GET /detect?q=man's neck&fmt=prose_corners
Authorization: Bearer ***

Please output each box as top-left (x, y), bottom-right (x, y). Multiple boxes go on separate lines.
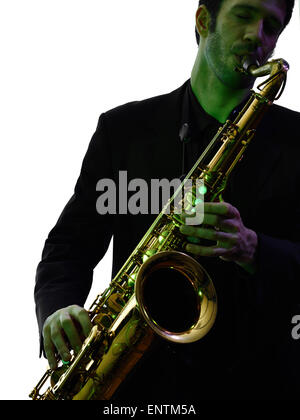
top-left (191, 52), bottom-right (251, 123)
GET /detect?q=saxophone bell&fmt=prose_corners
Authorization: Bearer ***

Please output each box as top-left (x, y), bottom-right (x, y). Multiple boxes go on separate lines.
top-left (135, 251), bottom-right (217, 344)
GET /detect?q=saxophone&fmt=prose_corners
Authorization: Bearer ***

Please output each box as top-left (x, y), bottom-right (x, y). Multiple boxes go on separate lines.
top-left (30, 58), bottom-right (289, 400)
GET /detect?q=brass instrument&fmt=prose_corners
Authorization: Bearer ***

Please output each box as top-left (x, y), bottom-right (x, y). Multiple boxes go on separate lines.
top-left (30, 58), bottom-right (289, 400)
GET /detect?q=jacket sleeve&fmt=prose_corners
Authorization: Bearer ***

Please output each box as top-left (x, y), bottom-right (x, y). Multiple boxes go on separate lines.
top-left (34, 113), bottom-right (114, 355)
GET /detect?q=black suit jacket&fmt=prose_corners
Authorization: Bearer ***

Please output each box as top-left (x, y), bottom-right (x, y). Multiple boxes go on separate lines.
top-left (34, 80), bottom-right (300, 400)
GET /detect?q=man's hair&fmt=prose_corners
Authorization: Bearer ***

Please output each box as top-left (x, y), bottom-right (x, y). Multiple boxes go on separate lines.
top-left (195, 0), bottom-right (295, 44)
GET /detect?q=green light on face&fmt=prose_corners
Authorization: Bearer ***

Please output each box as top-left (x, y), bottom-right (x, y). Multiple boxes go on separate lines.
top-left (198, 185), bottom-right (207, 195)
top-left (143, 254), bottom-right (149, 263)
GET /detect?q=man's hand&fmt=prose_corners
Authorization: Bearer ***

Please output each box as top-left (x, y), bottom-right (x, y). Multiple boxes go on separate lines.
top-left (180, 202), bottom-right (258, 274)
top-left (42, 304), bottom-right (93, 370)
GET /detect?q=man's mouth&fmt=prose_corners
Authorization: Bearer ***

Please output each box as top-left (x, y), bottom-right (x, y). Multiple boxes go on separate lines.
top-left (234, 54), bottom-right (261, 73)
top-left (234, 54), bottom-right (248, 69)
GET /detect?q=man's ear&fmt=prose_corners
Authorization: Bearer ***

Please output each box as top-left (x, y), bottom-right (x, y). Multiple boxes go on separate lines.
top-left (195, 5), bottom-right (211, 38)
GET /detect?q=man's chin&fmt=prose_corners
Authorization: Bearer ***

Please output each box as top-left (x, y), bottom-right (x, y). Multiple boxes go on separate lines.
top-left (218, 70), bottom-right (255, 90)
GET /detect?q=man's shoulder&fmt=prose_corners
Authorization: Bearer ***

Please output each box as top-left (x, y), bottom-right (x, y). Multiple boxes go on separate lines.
top-left (263, 103), bottom-right (300, 147)
top-left (271, 103), bottom-right (300, 120)
top-left (101, 81), bottom-right (189, 126)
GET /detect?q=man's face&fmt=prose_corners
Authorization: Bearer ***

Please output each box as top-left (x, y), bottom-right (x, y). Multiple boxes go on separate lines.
top-left (204, 0), bottom-right (287, 88)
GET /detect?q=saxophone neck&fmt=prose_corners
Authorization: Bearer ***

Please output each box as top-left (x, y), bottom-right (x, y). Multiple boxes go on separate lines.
top-left (236, 57), bottom-right (289, 78)
top-left (247, 58), bottom-right (289, 78)
top-left (241, 58), bottom-right (289, 103)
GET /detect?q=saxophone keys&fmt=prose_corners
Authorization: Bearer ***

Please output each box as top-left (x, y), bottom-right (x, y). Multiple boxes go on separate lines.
top-left (242, 129), bottom-right (256, 146)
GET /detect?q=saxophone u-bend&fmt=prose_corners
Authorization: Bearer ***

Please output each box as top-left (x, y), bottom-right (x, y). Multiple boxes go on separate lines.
top-left (30, 58), bottom-right (289, 400)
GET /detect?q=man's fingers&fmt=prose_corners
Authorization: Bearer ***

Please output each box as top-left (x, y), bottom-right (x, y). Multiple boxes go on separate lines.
top-left (180, 211), bottom-right (240, 234)
top-left (69, 305), bottom-right (93, 338)
top-left (59, 311), bottom-right (83, 354)
top-left (180, 225), bottom-right (236, 242)
top-left (49, 322), bottom-right (71, 363)
top-left (43, 334), bottom-right (57, 370)
top-left (185, 243), bottom-right (230, 257)
top-left (180, 202), bottom-right (256, 265)
top-left (204, 202), bottom-right (240, 218)
top-left (42, 305), bottom-right (93, 369)
top-left (186, 242), bottom-right (237, 259)
top-left (201, 213), bottom-right (240, 232)
top-left (180, 202), bottom-right (240, 221)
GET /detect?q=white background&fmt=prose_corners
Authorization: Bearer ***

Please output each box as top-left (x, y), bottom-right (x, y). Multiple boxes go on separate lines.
top-left (0, 0), bottom-right (299, 400)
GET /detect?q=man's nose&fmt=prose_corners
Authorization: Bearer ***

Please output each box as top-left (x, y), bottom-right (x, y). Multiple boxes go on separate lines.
top-left (243, 19), bottom-right (264, 48)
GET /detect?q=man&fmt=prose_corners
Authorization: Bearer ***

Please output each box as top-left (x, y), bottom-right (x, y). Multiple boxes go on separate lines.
top-left (35, 0), bottom-right (300, 400)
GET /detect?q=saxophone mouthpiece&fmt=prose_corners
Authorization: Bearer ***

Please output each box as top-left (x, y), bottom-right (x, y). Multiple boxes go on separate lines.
top-left (242, 56), bottom-right (260, 73)
top-left (235, 56), bottom-right (260, 75)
